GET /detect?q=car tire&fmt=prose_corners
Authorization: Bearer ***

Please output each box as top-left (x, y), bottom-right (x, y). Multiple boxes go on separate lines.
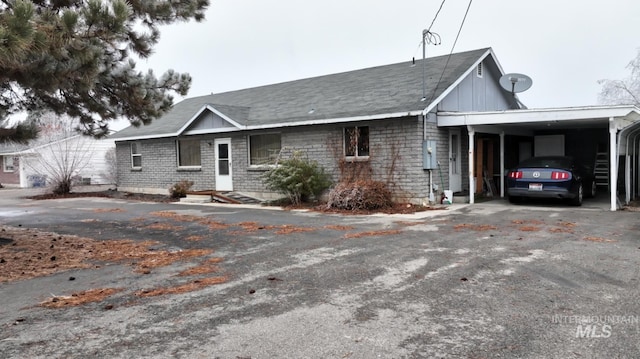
top-left (508, 195), bottom-right (521, 204)
top-left (586, 180), bottom-right (597, 198)
top-left (571, 183), bottom-right (583, 206)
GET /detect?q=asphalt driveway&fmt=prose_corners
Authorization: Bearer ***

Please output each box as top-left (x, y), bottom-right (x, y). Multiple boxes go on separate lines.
top-left (1, 188), bottom-right (639, 358)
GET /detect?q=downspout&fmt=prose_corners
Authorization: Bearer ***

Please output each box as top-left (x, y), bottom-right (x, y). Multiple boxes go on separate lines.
top-left (624, 128), bottom-right (638, 204)
top-left (610, 118), bottom-right (618, 211)
top-left (616, 118), bottom-right (640, 207)
top-left (500, 131), bottom-right (505, 198)
top-left (636, 133), bottom-right (640, 199)
top-left (467, 124), bottom-right (475, 204)
top-left (625, 126), bottom-right (640, 202)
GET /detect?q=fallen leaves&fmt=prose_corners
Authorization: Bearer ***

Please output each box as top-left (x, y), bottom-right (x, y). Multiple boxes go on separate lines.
top-left (453, 224), bottom-right (498, 231)
top-left (134, 248), bottom-right (213, 273)
top-left (92, 208), bottom-right (125, 213)
top-left (344, 229), bottom-right (402, 239)
top-left (324, 225), bottom-right (355, 231)
top-left (135, 276), bottom-right (228, 298)
top-left (176, 257), bottom-right (223, 277)
top-left (143, 223), bottom-right (184, 231)
top-left (518, 226), bottom-right (541, 232)
top-left (583, 236), bottom-right (616, 243)
top-left (0, 226), bottom-right (216, 282)
top-left (41, 288), bottom-right (123, 308)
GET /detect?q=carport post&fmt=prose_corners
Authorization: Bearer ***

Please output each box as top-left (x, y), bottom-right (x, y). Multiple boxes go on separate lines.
top-left (500, 131), bottom-right (505, 198)
top-left (610, 119), bottom-right (618, 211)
top-left (467, 125), bottom-right (475, 204)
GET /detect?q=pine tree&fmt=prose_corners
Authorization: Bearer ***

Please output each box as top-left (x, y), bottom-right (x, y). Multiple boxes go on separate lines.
top-left (0, 0), bottom-right (209, 143)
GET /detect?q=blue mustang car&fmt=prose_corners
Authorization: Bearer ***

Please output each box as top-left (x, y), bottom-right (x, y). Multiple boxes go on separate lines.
top-left (506, 156), bottom-right (597, 206)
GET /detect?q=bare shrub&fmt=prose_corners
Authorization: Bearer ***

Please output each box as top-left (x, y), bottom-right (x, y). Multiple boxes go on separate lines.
top-left (326, 180), bottom-right (392, 210)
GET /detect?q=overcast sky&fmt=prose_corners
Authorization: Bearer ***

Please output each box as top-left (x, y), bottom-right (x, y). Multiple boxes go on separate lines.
top-left (141, 0), bottom-right (640, 109)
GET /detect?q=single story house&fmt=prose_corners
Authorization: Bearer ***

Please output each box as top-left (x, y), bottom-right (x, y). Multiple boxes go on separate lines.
top-left (111, 47), bottom-right (640, 211)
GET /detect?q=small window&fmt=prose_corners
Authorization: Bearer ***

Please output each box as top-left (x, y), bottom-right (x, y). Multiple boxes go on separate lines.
top-left (249, 134), bottom-right (281, 166)
top-left (3, 156), bottom-right (15, 172)
top-left (177, 139), bottom-right (201, 167)
top-left (344, 126), bottom-right (370, 158)
top-left (476, 62), bottom-right (483, 78)
top-left (131, 142), bottom-right (142, 169)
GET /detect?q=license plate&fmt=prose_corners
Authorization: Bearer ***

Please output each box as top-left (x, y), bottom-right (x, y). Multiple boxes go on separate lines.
top-left (529, 183), bottom-right (543, 191)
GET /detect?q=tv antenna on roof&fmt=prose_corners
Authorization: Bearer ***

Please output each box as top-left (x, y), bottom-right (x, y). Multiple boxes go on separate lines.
top-left (421, 29), bottom-right (441, 101)
top-left (499, 73), bottom-right (533, 94)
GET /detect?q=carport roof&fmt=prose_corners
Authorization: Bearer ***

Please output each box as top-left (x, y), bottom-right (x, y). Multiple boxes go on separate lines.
top-left (437, 105), bottom-right (640, 134)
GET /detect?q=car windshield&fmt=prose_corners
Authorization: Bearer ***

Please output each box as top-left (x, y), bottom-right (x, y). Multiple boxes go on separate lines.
top-left (518, 156), bottom-right (573, 169)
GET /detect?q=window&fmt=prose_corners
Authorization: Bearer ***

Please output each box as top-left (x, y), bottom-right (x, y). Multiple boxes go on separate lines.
top-left (344, 126), bottom-right (369, 158)
top-left (249, 134), bottom-right (281, 166)
top-left (3, 156), bottom-right (15, 172)
top-left (177, 139), bottom-right (201, 167)
top-left (131, 142), bottom-right (142, 168)
top-left (476, 62), bottom-right (483, 78)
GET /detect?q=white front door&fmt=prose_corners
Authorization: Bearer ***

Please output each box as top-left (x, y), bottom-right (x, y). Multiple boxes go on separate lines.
top-left (214, 138), bottom-right (233, 191)
top-left (449, 129), bottom-right (462, 192)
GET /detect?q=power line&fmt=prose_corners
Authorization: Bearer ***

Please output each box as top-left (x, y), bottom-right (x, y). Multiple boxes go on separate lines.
top-left (428, 0), bottom-right (474, 105)
top-left (427, 0), bottom-right (447, 32)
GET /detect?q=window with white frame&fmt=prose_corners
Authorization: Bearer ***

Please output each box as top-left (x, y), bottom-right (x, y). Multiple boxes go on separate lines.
top-left (344, 126), bottom-right (370, 158)
top-left (3, 156), bottom-right (15, 172)
top-left (131, 142), bottom-right (142, 168)
top-left (177, 139), bottom-right (201, 167)
top-left (249, 133), bottom-right (281, 166)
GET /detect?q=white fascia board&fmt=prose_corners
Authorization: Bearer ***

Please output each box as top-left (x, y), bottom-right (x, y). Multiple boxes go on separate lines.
top-left (182, 127), bottom-right (240, 136)
top-left (438, 105), bottom-right (640, 127)
top-left (244, 111), bottom-right (424, 130)
top-left (422, 48), bottom-right (495, 115)
top-left (112, 133), bottom-right (177, 142)
top-left (112, 110), bottom-right (422, 141)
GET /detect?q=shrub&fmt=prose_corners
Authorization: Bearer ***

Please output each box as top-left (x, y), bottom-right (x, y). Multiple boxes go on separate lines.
top-left (169, 180), bottom-right (194, 198)
top-left (262, 152), bottom-right (332, 205)
top-left (326, 180), bottom-right (392, 211)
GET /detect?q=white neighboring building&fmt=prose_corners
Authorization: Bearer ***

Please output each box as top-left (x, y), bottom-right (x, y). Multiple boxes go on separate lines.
top-left (0, 134), bottom-right (116, 188)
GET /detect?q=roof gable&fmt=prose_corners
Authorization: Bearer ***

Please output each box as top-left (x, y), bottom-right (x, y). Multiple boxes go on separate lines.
top-left (111, 48), bottom-right (498, 141)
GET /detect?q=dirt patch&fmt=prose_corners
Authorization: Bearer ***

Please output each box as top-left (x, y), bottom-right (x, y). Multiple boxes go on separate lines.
top-left (177, 258), bottom-right (223, 277)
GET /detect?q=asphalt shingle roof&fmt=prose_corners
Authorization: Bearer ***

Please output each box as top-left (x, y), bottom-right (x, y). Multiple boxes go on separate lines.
top-left (111, 48), bottom-right (491, 139)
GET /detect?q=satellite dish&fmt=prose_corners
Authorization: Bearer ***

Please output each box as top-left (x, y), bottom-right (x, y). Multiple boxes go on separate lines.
top-left (499, 73), bottom-right (533, 94)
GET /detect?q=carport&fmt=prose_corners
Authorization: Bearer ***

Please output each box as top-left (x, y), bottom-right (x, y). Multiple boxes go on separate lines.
top-left (438, 105), bottom-right (640, 211)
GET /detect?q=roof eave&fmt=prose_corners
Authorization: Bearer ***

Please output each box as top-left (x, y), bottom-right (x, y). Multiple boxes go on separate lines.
top-left (112, 110), bottom-right (424, 141)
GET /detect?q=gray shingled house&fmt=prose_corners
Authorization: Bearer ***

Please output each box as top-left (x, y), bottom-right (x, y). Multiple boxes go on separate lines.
top-left (110, 48), bottom-right (521, 203)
